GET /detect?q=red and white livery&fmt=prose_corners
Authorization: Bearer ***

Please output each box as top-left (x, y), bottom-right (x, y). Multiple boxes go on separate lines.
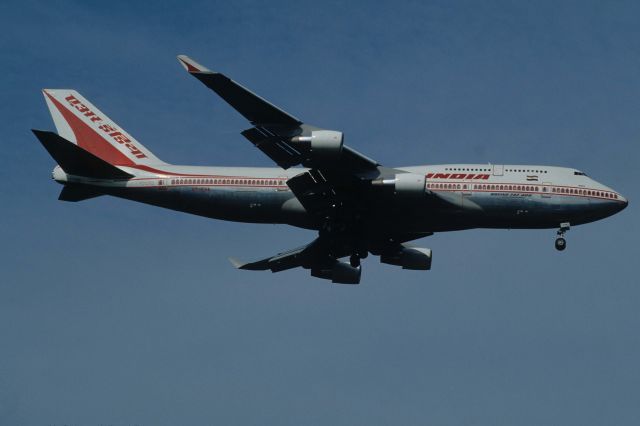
top-left (33, 55), bottom-right (628, 284)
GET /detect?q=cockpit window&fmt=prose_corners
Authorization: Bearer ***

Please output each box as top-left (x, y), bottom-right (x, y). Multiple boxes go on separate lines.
top-left (574, 171), bottom-right (587, 176)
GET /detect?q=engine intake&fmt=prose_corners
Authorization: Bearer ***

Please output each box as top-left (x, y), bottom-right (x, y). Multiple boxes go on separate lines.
top-left (311, 260), bottom-right (361, 284)
top-left (380, 246), bottom-right (432, 270)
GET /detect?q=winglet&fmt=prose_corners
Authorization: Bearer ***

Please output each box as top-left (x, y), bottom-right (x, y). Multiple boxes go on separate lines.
top-left (177, 55), bottom-right (211, 73)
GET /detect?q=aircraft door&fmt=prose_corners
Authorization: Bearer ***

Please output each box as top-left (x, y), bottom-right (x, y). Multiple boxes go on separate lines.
top-left (492, 165), bottom-right (504, 176)
top-left (277, 175), bottom-right (288, 192)
top-left (461, 181), bottom-right (473, 209)
top-left (157, 177), bottom-right (171, 192)
top-left (461, 181), bottom-right (472, 197)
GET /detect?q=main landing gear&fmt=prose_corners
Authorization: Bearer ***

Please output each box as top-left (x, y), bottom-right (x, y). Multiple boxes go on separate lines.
top-left (350, 250), bottom-right (368, 267)
top-left (555, 222), bottom-right (570, 251)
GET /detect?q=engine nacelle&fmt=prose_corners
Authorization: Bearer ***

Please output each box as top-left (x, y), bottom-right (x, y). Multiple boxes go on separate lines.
top-left (371, 173), bottom-right (426, 196)
top-left (394, 173), bottom-right (426, 196)
top-left (380, 246), bottom-right (432, 270)
top-left (311, 261), bottom-right (361, 284)
top-left (291, 130), bottom-right (343, 161)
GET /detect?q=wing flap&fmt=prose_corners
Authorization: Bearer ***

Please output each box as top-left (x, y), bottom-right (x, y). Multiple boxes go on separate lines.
top-left (240, 127), bottom-right (301, 169)
top-left (286, 170), bottom-right (336, 215)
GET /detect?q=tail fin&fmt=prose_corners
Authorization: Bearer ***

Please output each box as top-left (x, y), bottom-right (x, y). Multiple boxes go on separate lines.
top-left (32, 130), bottom-right (133, 179)
top-left (42, 89), bottom-right (164, 167)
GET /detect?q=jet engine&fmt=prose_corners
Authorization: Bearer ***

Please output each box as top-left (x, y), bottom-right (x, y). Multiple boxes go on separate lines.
top-left (371, 173), bottom-right (426, 196)
top-left (311, 260), bottom-right (361, 284)
top-left (291, 130), bottom-right (344, 161)
top-left (380, 246), bottom-right (432, 270)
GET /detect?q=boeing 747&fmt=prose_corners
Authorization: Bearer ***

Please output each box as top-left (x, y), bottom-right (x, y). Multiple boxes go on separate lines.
top-left (32, 55), bottom-right (628, 284)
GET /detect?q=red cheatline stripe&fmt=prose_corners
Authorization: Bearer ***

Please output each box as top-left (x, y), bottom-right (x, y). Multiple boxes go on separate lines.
top-left (128, 164), bottom-right (266, 177)
top-left (428, 186), bottom-right (619, 201)
top-left (45, 92), bottom-right (135, 166)
top-left (128, 164), bottom-right (291, 180)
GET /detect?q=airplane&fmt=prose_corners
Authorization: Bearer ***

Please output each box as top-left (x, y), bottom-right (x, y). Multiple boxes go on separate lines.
top-left (32, 55), bottom-right (628, 284)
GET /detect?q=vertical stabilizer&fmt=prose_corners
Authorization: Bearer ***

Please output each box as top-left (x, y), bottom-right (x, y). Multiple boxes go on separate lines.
top-left (42, 89), bottom-right (165, 166)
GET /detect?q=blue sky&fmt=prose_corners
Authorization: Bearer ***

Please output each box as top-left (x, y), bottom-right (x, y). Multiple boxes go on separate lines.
top-left (1, 1), bottom-right (639, 424)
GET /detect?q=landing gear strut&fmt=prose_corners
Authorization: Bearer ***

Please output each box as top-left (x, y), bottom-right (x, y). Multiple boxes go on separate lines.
top-left (350, 250), bottom-right (368, 268)
top-left (555, 222), bottom-right (570, 251)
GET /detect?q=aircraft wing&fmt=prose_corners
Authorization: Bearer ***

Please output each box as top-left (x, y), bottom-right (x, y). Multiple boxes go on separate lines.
top-left (229, 231), bottom-right (433, 284)
top-left (177, 55), bottom-right (379, 172)
top-left (178, 55), bottom-right (445, 283)
top-left (230, 237), bottom-right (333, 272)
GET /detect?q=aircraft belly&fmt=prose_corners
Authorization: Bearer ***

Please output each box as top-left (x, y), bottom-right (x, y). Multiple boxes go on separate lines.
top-left (468, 192), bottom-right (592, 228)
top-left (107, 186), bottom-right (299, 224)
top-left (376, 191), bottom-right (596, 232)
top-left (184, 188), bottom-right (294, 223)
top-left (105, 185), bottom-right (604, 232)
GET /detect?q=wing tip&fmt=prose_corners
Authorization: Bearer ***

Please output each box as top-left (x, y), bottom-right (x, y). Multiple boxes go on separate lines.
top-left (228, 257), bottom-right (246, 269)
top-left (228, 256), bottom-right (272, 271)
top-left (177, 55), bottom-right (211, 73)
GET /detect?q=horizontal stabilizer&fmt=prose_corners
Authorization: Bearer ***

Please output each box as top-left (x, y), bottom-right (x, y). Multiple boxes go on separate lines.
top-left (32, 130), bottom-right (133, 179)
top-left (58, 185), bottom-right (104, 202)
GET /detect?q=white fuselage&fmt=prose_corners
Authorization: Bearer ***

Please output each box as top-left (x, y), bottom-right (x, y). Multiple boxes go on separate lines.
top-left (52, 163), bottom-right (628, 233)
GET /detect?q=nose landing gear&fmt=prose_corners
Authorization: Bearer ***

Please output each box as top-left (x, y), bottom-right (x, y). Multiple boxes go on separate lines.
top-left (555, 222), bottom-right (570, 251)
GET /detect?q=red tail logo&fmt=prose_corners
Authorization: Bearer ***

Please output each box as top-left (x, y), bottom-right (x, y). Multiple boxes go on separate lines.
top-left (65, 95), bottom-right (147, 159)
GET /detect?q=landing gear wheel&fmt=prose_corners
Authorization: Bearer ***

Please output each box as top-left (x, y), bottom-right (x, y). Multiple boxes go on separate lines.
top-left (554, 222), bottom-right (570, 251)
top-left (350, 254), bottom-right (361, 268)
top-left (555, 237), bottom-right (566, 251)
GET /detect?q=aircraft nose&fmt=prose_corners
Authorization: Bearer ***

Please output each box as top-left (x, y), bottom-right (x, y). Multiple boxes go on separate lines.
top-left (590, 189), bottom-right (628, 219)
top-left (617, 193), bottom-right (628, 211)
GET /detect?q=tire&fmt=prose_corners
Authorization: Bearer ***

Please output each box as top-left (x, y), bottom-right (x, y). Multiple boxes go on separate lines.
top-left (555, 237), bottom-right (566, 251)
